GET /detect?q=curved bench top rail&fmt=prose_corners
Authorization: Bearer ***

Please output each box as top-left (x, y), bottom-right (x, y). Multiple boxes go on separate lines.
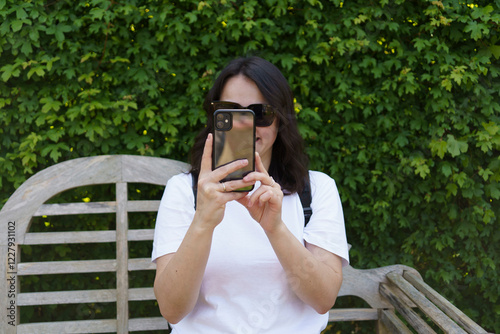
top-left (340, 264), bottom-right (422, 309)
top-left (0, 155), bottom-right (189, 243)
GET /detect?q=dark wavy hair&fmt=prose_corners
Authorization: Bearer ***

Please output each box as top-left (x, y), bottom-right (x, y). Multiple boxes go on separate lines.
top-left (190, 56), bottom-right (309, 194)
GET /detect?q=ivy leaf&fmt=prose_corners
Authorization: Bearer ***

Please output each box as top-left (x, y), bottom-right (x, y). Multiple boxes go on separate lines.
top-left (450, 65), bottom-right (467, 84)
top-left (89, 7), bottom-right (106, 20)
top-left (27, 66), bottom-right (45, 79)
top-left (440, 163), bottom-right (453, 177)
top-left (394, 133), bottom-right (409, 147)
top-left (415, 163), bottom-right (430, 179)
top-left (441, 78), bottom-right (452, 91)
top-left (485, 182), bottom-right (500, 200)
top-left (54, 25), bottom-right (72, 42)
top-left (310, 53), bottom-right (327, 65)
top-left (201, 33), bottom-right (215, 46)
top-left (40, 97), bottom-right (62, 113)
top-left (16, 7), bottom-right (28, 19)
top-left (482, 122), bottom-right (499, 136)
top-left (1, 64), bottom-right (21, 82)
top-left (45, 57), bottom-right (61, 71)
top-left (430, 139), bottom-right (447, 158)
top-left (446, 135), bottom-right (468, 157)
top-left (454, 172), bottom-right (468, 188)
top-left (185, 12), bottom-right (197, 24)
top-left (478, 167), bottom-right (493, 181)
top-left (471, 5), bottom-right (494, 20)
top-left (490, 45), bottom-right (500, 59)
top-left (280, 54), bottom-right (294, 70)
top-left (11, 19), bottom-right (24, 32)
top-left (0, 20), bottom-right (9, 35)
top-left (21, 42), bottom-right (33, 56)
top-left (464, 21), bottom-right (488, 41)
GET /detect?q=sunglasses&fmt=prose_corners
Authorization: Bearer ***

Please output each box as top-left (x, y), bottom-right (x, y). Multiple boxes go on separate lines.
top-left (211, 101), bottom-right (277, 127)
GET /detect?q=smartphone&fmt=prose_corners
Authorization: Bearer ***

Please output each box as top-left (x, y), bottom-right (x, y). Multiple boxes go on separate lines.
top-left (212, 109), bottom-right (255, 192)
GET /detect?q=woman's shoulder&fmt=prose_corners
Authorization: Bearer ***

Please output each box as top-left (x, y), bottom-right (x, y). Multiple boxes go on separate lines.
top-left (308, 170), bottom-right (339, 193)
top-left (168, 171), bottom-right (193, 183)
top-left (165, 172), bottom-right (194, 191)
top-left (160, 172), bottom-right (195, 208)
top-left (308, 170), bottom-right (336, 183)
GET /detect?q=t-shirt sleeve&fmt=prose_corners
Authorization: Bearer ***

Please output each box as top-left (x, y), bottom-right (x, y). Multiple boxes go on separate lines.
top-left (303, 171), bottom-right (350, 266)
top-left (151, 173), bottom-right (195, 263)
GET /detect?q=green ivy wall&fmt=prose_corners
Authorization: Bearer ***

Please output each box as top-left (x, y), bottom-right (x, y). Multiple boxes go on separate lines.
top-left (1, 0), bottom-right (499, 331)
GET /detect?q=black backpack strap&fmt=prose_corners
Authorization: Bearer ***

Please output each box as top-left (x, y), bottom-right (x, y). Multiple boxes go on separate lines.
top-left (192, 173), bottom-right (198, 209)
top-left (299, 177), bottom-right (312, 227)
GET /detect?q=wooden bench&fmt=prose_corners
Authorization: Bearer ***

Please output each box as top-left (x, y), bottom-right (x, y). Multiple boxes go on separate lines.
top-left (0, 155), bottom-right (490, 333)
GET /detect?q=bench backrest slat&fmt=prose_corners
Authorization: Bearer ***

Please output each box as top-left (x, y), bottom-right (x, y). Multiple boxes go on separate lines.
top-left (387, 272), bottom-right (468, 334)
top-left (403, 271), bottom-right (489, 334)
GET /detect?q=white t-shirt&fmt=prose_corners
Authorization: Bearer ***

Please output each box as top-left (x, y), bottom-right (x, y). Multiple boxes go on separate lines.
top-left (152, 171), bottom-right (349, 334)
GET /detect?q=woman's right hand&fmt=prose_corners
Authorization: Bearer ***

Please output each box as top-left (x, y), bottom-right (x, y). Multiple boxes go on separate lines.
top-left (194, 133), bottom-right (255, 229)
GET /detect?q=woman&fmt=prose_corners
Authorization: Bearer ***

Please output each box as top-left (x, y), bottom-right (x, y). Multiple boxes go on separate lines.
top-left (152, 56), bottom-right (349, 333)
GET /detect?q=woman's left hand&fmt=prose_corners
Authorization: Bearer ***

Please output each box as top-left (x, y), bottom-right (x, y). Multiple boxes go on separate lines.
top-left (237, 152), bottom-right (284, 232)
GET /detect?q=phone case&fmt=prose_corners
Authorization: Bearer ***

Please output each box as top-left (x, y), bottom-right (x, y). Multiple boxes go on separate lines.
top-left (212, 109), bottom-right (255, 191)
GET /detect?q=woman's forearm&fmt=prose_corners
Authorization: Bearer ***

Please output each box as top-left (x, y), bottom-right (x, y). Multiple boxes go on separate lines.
top-left (265, 222), bottom-right (343, 314)
top-left (154, 218), bottom-right (215, 324)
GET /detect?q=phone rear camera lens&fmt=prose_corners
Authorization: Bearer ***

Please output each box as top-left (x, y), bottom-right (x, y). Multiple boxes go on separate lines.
top-left (217, 121), bottom-right (224, 129)
top-left (217, 113), bottom-right (225, 121)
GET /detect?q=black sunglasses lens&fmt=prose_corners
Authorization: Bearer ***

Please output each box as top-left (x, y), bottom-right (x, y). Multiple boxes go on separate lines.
top-left (250, 104), bottom-right (275, 127)
top-left (212, 102), bottom-right (238, 111)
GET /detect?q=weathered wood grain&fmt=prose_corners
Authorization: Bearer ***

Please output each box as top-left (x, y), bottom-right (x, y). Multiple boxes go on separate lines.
top-left (328, 308), bottom-right (379, 322)
top-left (339, 264), bottom-right (421, 308)
top-left (128, 228), bottom-right (155, 241)
top-left (34, 202), bottom-right (117, 216)
top-left (23, 229), bottom-right (155, 245)
top-left (403, 271), bottom-right (489, 334)
top-left (128, 257), bottom-right (156, 271)
top-left (387, 271), bottom-right (467, 334)
top-left (17, 319), bottom-right (117, 334)
top-left (18, 289), bottom-right (117, 306)
top-left (127, 200), bottom-right (161, 212)
top-left (379, 309), bottom-right (413, 334)
top-left (128, 317), bottom-right (170, 331)
top-left (17, 258), bottom-right (156, 276)
top-left (33, 200), bottom-right (161, 217)
top-left (121, 155), bottom-right (189, 185)
top-left (17, 259), bottom-right (117, 275)
top-left (116, 182), bottom-right (129, 334)
top-left (24, 230), bottom-right (116, 245)
top-left (17, 317), bottom-right (170, 334)
top-left (380, 283), bottom-right (436, 333)
top-left (128, 287), bottom-right (156, 301)
top-left (18, 287), bottom-right (156, 306)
